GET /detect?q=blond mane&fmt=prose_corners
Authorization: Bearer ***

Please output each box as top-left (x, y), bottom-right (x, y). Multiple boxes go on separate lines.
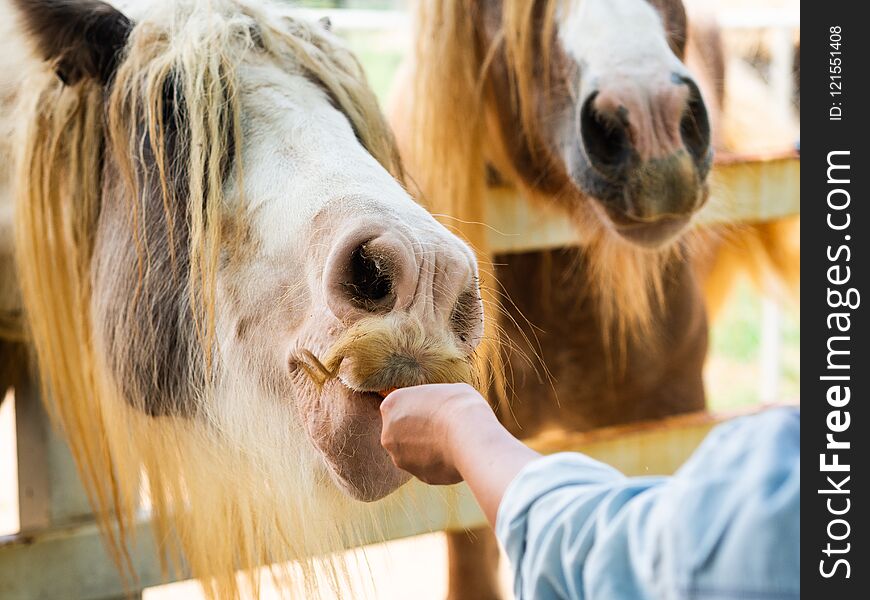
top-left (13, 1), bottom-right (409, 597)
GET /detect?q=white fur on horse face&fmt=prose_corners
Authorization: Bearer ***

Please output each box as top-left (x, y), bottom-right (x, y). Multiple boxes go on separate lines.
top-left (233, 61), bottom-right (446, 259)
top-left (557, 0), bottom-right (697, 162)
top-left (557, 0), bottom-right (687, 84)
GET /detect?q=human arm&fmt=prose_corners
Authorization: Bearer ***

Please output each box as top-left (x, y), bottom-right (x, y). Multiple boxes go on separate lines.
top-left (381, 385), bottom-right (800, 600)
top-left (379, 382), bottom-right (539, 525)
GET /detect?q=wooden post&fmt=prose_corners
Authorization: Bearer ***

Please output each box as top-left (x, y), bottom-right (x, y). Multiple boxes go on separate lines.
top-left (14, 377), bottom-right (92, 531)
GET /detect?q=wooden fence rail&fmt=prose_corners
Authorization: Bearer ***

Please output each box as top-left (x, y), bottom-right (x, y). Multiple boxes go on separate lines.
top-left (0, 390), bottom-right (790, 599)
top-left (486, 152), bottom-right (799, 254)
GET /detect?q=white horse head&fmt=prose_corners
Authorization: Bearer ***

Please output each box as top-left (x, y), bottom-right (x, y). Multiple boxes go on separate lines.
top-left (11, 0), bottom-right (481, 593)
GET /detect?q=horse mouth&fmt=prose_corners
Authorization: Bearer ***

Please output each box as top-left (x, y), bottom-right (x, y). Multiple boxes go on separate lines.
top-left (296, 316), bottom-right (475, 397)
top-left (590, 200), bottom-right (695, 249)
top-left (610, 213), bottom-right (692, 248)
top-left (337, 374), bottom-right (391, 404)
top-left (293, 316), bottom-right (475, 501)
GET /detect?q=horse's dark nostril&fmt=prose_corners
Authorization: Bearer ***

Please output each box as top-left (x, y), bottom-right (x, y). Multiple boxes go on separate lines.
top-left (679, 79), bottom-right (711, 165)
top-left (580, 92), bottom-right (632, 172)
top-left (450, 286), bottom-right (483, 347)
top-left (346, 242), bottom-right (393, 309)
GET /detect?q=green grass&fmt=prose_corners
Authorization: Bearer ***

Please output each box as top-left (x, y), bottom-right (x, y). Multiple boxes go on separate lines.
top-left (706, 281), bottom-right (800, 410)
top-left (341, 31), bottom-right (405, 105)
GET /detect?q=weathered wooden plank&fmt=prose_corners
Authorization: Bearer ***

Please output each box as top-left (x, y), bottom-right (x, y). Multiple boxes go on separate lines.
top-left (14, 382), bottom-right (93, 531)
top-left (486, 153), bottom-right (800, 254)
top-left (0, 485), bottom-right (481, 599)
top-left (701, 152), bottom-right (800, 225)
top-left (0, 513), bottom-right (161, 600)
top-left (527, 402), bottom-right (796, 476)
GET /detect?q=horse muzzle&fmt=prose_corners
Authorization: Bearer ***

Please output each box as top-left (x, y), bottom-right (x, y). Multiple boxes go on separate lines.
top-left (568, 72), bottom-right (713, 247)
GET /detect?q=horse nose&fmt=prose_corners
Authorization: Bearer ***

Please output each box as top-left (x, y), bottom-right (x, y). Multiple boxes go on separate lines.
top-left (579, 74), bottom-right (711, 217)
top-left (324, 228), bottom-right (415, 318)
top-left (581, 74), bottom-right (711, 168)
top-left (323, 225), bottom-right (483, 349)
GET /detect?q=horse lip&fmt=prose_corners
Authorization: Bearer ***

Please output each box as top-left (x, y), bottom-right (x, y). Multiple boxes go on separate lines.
top-left (334, 377), bottom-right (385, 407)
top-left (338, 373), bottom-right (372, 392)
top-left (336, 352), bottom-right (426, 393)
top-left (613, 213), bottom-right (688, 229)
top-left (338, 372), bottom-right (402, 395)
top-left (612, 214), bottom-right (691, 248)
top-left (605, 182), bottom-right (708, 244)
top-left (338, 368), bottom-right (419, 399)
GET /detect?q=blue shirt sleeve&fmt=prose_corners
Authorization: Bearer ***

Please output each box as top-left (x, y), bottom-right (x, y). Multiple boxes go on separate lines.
top-left (495, 408), bottom-right (800, 600)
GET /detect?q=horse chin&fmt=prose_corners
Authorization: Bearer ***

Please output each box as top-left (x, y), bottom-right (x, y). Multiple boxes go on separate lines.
top-left (303, 378), bottom-right (410, 503)
top-left (586, 198), bottom-right (693, 250)
top-left (567, 151), bottom-right (708, 251)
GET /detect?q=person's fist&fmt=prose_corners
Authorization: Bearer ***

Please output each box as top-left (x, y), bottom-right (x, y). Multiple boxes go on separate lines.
top-left (380, 383), bottom-right (495, 485)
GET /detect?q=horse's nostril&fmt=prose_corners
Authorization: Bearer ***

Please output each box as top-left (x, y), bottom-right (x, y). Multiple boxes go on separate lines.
top-left (450, 286), bottom-right (483, 348)
top-left (679, 81), bottom-right (711, 165)
top-left (346, 242), bottom-right (393, 309)
top-left (580, 92), bottom-right (632, 172)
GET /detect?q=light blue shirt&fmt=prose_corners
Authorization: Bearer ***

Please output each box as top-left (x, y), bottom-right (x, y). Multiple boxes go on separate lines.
top-left (495, 408), bottom-right (800, 600)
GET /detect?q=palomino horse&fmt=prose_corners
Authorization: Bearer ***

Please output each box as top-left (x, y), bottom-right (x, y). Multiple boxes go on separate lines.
top-left (6, 0), bottom-right (483, 596)
top-left (390, 0), bottom-right (726, 597)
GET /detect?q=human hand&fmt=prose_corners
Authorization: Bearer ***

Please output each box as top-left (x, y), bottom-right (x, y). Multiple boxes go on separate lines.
top-left (379, 383), bottom-right (499, 485)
